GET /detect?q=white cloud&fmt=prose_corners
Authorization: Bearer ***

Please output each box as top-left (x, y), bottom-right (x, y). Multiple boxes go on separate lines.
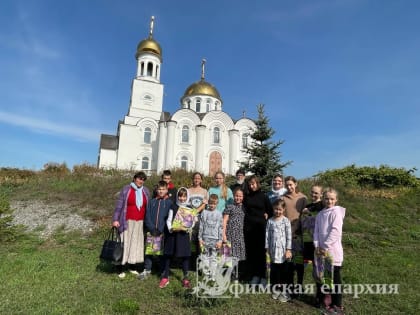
top-left (0, 111), bottom-right (106, 142)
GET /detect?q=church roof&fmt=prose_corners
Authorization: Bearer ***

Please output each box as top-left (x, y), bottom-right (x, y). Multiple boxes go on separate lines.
top-left (100, 134), bottom-right (118, 150)
top-left (135, 38), bottom-right (162, 60)
top-left (182, 79), bottom-right (221, 100)
top-left (135, 16), bottom-right (162, 60)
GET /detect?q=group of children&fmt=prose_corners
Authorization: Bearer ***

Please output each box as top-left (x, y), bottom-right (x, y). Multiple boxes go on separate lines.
top-left (112, 171), bottom-right (345, 315)
top-left (265, 184), bottom-right (345, 315)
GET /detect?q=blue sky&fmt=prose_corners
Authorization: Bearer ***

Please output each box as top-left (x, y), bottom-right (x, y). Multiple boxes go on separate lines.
top-left (0, 0), bottom-right (419, 179)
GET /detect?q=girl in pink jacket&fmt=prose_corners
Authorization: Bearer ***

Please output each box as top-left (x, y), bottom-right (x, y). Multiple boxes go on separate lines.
top-left (313, 188), bottom-right (345, 315)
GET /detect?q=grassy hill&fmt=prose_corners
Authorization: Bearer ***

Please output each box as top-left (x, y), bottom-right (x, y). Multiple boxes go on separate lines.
top-left (0, 166), bottom-right (419, 314)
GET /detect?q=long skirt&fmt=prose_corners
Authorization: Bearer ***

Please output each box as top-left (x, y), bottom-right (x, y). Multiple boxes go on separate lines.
top-left (121, 220), bottom-right (144, 265)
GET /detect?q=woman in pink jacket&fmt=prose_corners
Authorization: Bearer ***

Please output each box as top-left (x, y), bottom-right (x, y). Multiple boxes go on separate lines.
top-left (313, 188), bottom-right (345, 315)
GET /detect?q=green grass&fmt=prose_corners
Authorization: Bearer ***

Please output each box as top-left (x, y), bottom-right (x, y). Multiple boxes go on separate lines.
top-left (1, 170), bottom-right (419, 314)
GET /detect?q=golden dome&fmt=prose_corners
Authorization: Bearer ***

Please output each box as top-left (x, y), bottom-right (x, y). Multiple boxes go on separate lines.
top-left (135, 37), bottom-right (162, 60)
top-left (183, 79), bottom-right (221, 100)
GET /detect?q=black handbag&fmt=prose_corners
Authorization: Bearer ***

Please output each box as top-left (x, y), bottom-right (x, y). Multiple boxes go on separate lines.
top-left (100, 227), bottom-right (123, 264)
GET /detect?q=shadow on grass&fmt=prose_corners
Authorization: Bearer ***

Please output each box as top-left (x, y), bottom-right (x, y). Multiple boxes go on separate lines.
top-left (96, 260), bottom-right (120, 274)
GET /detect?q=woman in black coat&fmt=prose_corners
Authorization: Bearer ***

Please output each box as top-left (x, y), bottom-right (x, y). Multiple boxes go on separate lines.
top-left (243, 175), bottom-right (273, 284)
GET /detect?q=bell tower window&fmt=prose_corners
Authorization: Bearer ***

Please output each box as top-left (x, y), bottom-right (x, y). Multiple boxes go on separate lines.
top-left (144, 127), bottom-right (151, 144)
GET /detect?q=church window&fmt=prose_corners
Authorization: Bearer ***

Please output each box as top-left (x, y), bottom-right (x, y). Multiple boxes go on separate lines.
top-left (196, 99), bottom-right (201, 112)
top-left (206, 99), bottom-right (211, 112)
top-left (155, 65), bottom-right (159, 78)
top-left (140, 62), bottom-right (145, 76)
top-left (147, 62), bottom-right (153, 76)
top-left (181, 156), bottom-right (188, 170)
top-left (213, 127), bottom-right (220, 144)
top-left (182, 126), bottom-right (189, 143)
top-left (144, 127), bottom-right (151, 144)
top-left (142, 157), bottom-right (149, 170)
top-left (187, 99), bottom-right (191, 109)
top-left (242, 133), bottom-right (249, 149)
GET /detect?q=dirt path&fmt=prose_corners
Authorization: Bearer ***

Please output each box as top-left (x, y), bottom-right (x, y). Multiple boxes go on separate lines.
top-left (11, 200), bottom-right (96, 238)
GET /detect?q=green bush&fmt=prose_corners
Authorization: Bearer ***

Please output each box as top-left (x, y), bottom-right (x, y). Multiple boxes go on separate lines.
top-left (0, 189), bottom-right (25, 242)
top-left (0, 167), bottom-right (36, 186)
top-left (315, 164), bottom-right (419, 188)
top-left (42, 162), bottom-right (70, 176)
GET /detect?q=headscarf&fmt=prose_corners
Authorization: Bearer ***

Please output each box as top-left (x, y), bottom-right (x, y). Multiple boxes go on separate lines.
top-left (176, 187), bottom-right (190, 207)
top-left (130, 182), bottom-right (144, 209)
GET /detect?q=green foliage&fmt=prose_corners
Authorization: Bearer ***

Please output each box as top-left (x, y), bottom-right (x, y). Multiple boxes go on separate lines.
top-left (0, 189), bottom-right (25, 242)
top-left (239, 104), bottom-right (291, 190)
top-left (112, 298), bottom-right (140, 314)
top-left (42, 162), bottom-right (71, 176)
top-left (72, 163), bottom-right (101, 176)
top-left (315, 164), bottom-right (419, 188)
top-left (0, 167), bottom-right (36, 186)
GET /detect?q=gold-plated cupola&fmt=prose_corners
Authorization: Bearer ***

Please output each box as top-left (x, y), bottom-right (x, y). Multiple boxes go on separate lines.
top-left (135, 16), bottom-right (162, 60)
top-left (182, 59), bottom-right (221, 100)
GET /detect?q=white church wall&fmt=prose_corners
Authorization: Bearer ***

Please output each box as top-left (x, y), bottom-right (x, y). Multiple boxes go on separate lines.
top-left (98, 149), bottom-right (117, 168)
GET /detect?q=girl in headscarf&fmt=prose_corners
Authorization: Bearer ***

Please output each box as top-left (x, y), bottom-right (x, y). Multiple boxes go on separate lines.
top-left (160, 187), bottom-right (205, 289)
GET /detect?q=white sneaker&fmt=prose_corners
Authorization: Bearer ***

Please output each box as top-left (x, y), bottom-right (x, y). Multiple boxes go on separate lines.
top-left (118, 272), bottom-right (126, 278)
top-left (272, 292), bottom-right (280, 300)
top-left (138, 270), bottom-right (151, 280)
top-left (278, 293), bottom-right (291, 303)
top-left (129, 270), bottom-right (140, 275)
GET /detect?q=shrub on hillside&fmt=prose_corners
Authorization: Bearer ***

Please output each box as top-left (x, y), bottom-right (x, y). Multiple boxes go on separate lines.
top-left (315, 164), bottom-right (419, 188)
top-left (0, 167), bottom-right (36, 186)
top-left (0, 190), bottom-right (25, 242)
top-left (42, 162), bottom-right (70, 176)
top-left (72, 163), bottom-right (100, 176)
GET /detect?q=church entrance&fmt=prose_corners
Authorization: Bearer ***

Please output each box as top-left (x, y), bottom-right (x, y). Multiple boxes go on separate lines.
top-left (209, 151), bottom-right (222, 177)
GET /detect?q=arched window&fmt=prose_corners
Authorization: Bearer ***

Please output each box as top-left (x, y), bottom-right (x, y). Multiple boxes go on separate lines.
top-left (187, 100), bottom-right (191, 109)
top-left (140, 62), bottom-right (145, 76)
top-left (206, 99), bottom-right (211, 112)
top-left (141, 157), bottom-right (149, 170)
top-left (147, 62), bottom-right (153, 76)
top-left (213, 127), bottom-right (220, 144)
top-left (242, 133), bottom-right (249, 149)
top-left (196, 99), bottom-right (201, 112)
top-left (181, 156), bottom-right (188, 170)
top-left (144, 127), bottom-right (151, 144)
top-left (182, 126), bottom-right (189, 143)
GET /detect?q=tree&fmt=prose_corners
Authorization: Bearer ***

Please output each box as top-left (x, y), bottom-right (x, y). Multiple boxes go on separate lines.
top-left (239, 104), bottom-right (291, 191)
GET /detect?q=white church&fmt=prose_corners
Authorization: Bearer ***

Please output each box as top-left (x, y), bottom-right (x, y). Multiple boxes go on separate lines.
top-left (98, 17), bottom-right (256, 176)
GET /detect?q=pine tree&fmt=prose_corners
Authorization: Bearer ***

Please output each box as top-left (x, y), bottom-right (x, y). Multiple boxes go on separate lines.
top-left (240, 104), bottom-right (291, 191)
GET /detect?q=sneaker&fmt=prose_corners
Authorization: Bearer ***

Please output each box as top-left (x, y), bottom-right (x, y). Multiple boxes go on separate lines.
top-left (271, 292), bottom-right (280, 300)
top-left (159, 278), bottom-right (169, 288)
top-left (278, 293), bottom-right (291, 303)
top-left (333, 305), bottom-right (345, 315)
top-left (138, 270), bottom-right (151, 280)
top-left (250, 276), bottom-right (260, 285)
top-left (182, 279), bottom-right (191, 289)
top-left (118, 272), bottom-right (126, 279)
top-left (129, 270), bottom-right (140, 276)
